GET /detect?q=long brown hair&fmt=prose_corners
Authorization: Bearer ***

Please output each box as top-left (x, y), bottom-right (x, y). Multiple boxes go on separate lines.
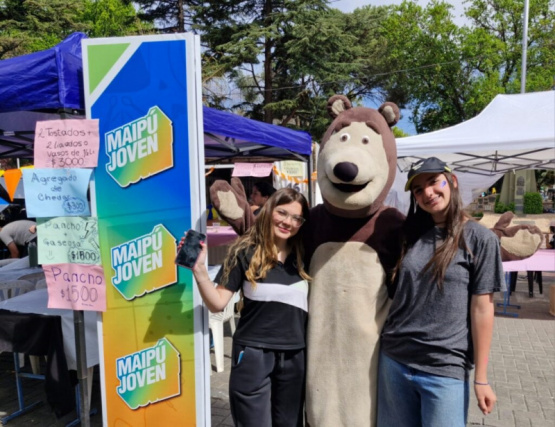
top-left (219, 188), bottom-right (311, 289)
top-left (396, 172), bottom-right (471, 289)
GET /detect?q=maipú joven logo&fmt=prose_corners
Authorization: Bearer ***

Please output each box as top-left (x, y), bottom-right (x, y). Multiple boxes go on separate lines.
top-left (105, 106), bottom-right (173, 187)
top-left (110, 225), bottom-right (177, 300)
top-left (116, 338), bottom-right (181, 410)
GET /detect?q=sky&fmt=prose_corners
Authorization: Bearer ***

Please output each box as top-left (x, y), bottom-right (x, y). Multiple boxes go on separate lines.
top-left (329, 1), bottom-right (470, 134)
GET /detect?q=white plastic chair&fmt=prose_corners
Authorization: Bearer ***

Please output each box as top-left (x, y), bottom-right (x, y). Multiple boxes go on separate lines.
top-left (35, 278), bottom-right (47, 290)
top-left (18, 272), bottom-right (46, 288)
top-left (0, 279), bottom-right (36, 301)
top-left (208, 296), bottom-right (237, 373)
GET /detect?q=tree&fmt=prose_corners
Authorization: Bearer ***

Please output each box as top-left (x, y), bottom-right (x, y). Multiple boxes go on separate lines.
top-left (0, 0), bottom-right (147, 59)
top-left (0, 0), bottom-right (89, 59)
top-left (379, 0), bottom-right (483, 132)
top-left (197, 2), bottom-right (392, 139)
top-left (133, 0), bottom-right (196, 33)
top-left (129, 1), bottom-right (393, 138)
top-left (463, 0), bottom-right (554, 94)
top-left (82, 0), bottom-right (151, 37)
top-left (196, 0), bottom-right (332, 125)
top-left (378, 0), bottom-right (554, 133)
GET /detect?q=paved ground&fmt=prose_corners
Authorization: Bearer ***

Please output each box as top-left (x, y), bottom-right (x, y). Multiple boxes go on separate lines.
top-left (1, 273), bottom-right (554, 426)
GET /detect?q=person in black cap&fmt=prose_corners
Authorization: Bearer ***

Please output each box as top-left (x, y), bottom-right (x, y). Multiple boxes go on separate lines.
top-left (377, 157), bottom-right (504, 426)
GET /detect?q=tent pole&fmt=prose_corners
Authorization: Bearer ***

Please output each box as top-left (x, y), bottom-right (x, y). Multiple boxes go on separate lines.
top-left (306, 153), bottom-right (312, 207)
top-left (520, 0), bottom-right (530, 94)
top-left (73, 310), bottom-right (90, 427)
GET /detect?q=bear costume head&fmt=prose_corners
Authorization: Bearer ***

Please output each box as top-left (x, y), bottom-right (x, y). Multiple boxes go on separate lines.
top-left (318, 95), bottom-right (400, 218)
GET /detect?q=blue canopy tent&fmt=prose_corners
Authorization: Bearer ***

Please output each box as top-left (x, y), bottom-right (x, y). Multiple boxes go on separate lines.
top-left (203, 106), bottom-right (311, 162)
top-left (0, 32), bottom-right (312, 162)
top-left (0, 33), bottom-right (84, 113)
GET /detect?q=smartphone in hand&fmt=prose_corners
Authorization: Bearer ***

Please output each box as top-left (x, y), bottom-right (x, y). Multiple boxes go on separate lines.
top-left (175, 229), bottom-right (206, 269)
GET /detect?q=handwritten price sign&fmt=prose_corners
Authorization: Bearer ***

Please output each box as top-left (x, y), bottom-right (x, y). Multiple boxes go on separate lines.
top-left (22, 168), bottom-right (92, 218)
top-left (44, 263), bottom-right (106, 311)
top-left (232, 162), bottom-right (273, 177)
top-left (37, 217), bottom-right (100, 266)
top-left (34, 119), bottom-right (100, 168)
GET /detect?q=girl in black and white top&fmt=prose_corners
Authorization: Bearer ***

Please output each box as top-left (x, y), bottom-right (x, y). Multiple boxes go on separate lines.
top-left (191, 188), bottom-right (310, 427)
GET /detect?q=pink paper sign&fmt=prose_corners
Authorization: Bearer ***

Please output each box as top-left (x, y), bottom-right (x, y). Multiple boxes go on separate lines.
top-left (231, 162), bottom-right (273, 177)
top-left (34, 119), bottom-right (100, 168)
top-left (44, 263), bottom-right (106, 311)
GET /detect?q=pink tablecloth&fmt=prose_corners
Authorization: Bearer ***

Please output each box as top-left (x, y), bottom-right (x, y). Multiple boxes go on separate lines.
top-left (207, 226), bottom-right (238, 247)
top-left (502, 249), bottom-right (555, 272)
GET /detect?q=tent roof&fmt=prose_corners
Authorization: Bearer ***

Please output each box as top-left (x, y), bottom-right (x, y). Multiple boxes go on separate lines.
top-left (0, 32), bottom-right (85, 113)
top-left (396, 91), bottom-right (555, 175)
top-left (0, 110), bottom-right (78, 158)
top-left (203, 106), bottom-right (312, 162)
top-left (0, 33), bottom-right (312, 161)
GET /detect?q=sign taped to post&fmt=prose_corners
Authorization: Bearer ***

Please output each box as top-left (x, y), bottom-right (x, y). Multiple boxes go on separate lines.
top-left (44, 263), bottom-right (106, 311)
top-left (37, 216), bottom-right (100, 265)
top-left (34, 119), bottom-right (100, 168)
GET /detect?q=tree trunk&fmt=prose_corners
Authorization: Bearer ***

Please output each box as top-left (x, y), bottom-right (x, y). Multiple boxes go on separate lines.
top-left (263, 0), bottom-right (273, 123)
top-left (178, 0), bottom-right (184, 32)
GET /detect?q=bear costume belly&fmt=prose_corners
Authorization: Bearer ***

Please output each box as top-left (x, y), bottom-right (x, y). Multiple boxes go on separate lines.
top-left (306, 241), bottom-right (390, 427)
top-left (302, 204), bottom-right (403, 427)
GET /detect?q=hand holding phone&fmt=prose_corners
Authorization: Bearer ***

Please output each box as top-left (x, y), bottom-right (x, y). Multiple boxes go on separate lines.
top-left (175, 229), bottom-right (206, 269)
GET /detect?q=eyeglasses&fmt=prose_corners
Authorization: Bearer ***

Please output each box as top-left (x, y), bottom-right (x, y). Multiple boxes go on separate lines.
top-left (273, 208), bottom-right (306, 227)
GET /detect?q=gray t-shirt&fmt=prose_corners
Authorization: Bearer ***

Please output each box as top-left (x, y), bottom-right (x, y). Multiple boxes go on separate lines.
top-left (380, 220), bottom-right (505, 381)
top-left (0, 220), bottom-right (36, 247)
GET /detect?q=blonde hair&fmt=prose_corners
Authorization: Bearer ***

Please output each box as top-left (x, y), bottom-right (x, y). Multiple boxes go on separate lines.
top-left (219, 188), bottom-right (310, 290)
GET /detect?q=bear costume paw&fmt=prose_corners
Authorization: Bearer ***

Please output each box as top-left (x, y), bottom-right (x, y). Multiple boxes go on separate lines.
top-left (209, 177), bottom-right (255, 235)
top-left (490, 212), bottom-right (543, 261)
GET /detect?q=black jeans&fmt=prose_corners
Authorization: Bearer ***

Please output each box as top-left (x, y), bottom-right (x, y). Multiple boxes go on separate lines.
top-left (229, 342), bottom-right (305, 427)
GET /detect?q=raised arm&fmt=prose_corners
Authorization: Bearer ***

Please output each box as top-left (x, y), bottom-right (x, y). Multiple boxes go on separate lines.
top-left (191, 242), bottom-right (235, 312)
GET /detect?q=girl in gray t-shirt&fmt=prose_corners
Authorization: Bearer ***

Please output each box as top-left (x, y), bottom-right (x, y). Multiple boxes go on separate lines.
top-left (377, 157), bottom-right (504, 427)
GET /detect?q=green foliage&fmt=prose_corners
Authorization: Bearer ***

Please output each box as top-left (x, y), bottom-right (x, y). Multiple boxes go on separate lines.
top-left (378, 0), bottom-right (555, 133)
top-left (494, 195), bottom-right (516, 213)
top-left (523, 192), bottom-right (544, 214)
top-left (0, 0), bottom-right (89, 58)
top-left (393, 127), bottom-right (411, 138)
top-left (0, 0), bottom-right (147, 58)
top-left (83, 0), bottom-right (151, 37)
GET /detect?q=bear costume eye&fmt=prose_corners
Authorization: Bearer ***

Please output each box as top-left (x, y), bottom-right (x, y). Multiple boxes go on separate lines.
top-left (362, 136), bottom-right (370, 144)
top-left (339, 133), bottom-right (350, 142)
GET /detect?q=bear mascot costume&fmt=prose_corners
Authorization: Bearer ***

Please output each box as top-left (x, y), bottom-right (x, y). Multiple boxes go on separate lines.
top-left (209, 95), bottom-right (542, 426)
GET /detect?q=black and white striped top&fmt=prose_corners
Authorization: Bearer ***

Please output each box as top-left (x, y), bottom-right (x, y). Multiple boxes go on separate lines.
top-left (215, 248), bottom-right (308, 350)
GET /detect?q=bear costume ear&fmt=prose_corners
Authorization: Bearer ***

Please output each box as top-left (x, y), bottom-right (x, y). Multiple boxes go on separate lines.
top-left (327, 95), bottom-right (352, 118)
top-left (378, 102), bottom-right (400, 127)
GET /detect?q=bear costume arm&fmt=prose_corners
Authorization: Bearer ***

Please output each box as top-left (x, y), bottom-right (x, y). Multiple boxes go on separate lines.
top-left (490, 212), bottom-right (543, 261)
top-left (209, 177), bottom-right (255, 235)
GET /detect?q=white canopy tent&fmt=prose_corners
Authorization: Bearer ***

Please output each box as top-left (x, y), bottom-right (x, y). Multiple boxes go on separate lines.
top-left (396, 91), bottom-right (554, 175)
top-left (388, 91), bottom-right (555, 214)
